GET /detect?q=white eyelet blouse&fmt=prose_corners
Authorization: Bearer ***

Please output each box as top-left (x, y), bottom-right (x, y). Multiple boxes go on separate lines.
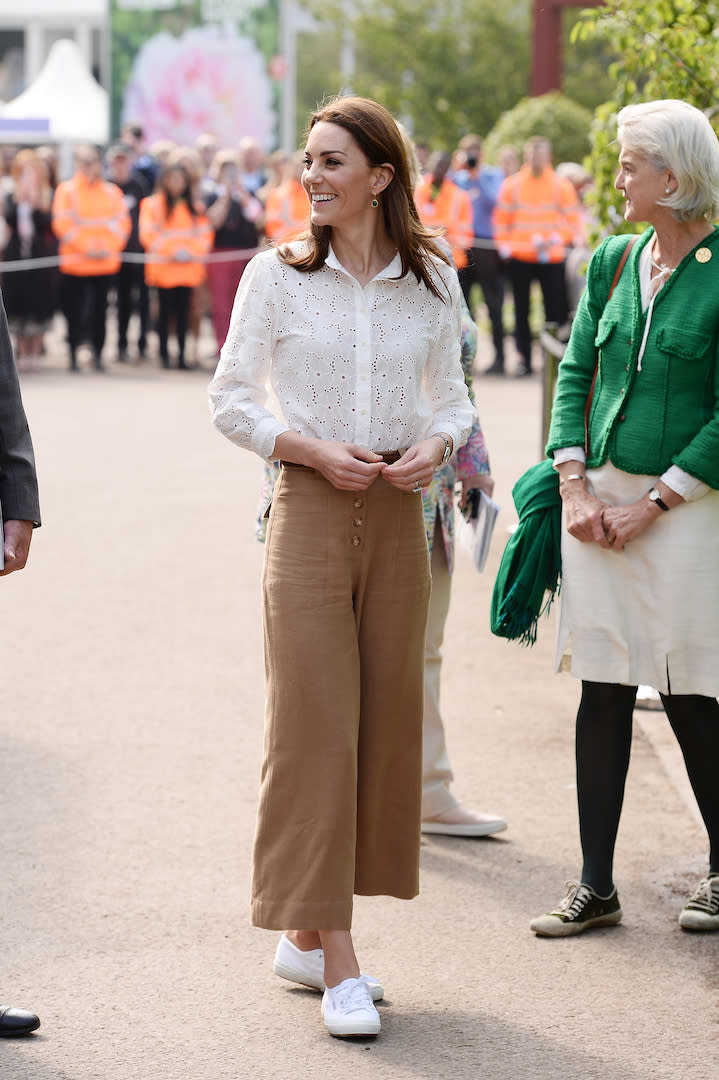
top-left (209, 243), bottom-right (476, 461)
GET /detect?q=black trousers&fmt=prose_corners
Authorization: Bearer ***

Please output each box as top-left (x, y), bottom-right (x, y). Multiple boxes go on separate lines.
top-left (156, 286), bottom-right (191, 367)
top-left (507, 258), bottom-right (568, 368)
top-left (458, 246), bottom-right (505, 363)
top-left (60, 273), bottom-right (111, 367)
top-left (115, 262), bottom-right (149, 355)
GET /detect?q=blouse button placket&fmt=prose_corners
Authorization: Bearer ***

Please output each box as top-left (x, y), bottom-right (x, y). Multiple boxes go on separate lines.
top-left (353, 281), bottom-right (373, 447)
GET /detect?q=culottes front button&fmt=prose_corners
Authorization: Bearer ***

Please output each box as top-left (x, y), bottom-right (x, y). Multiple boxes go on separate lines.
top-left (351, 536), bottom-right (361, 546)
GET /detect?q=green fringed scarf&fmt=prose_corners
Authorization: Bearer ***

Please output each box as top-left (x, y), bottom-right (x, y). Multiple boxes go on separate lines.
top-left (490, 458), bottom-right (562, 646)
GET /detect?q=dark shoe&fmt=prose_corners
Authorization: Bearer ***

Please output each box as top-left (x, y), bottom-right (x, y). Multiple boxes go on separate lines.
top-left (679, 873), bottom-right (719, 930)
top-left (514, 362), bottom-right (533, 377)
top-left (0, 1006), bottom-right (41, 1037)
top-left (530, 881), bottom-right (622, 937)
top-left (177, 358), bottom-right (188, 370)
top-left (484, 358), bottom-right (505, 376)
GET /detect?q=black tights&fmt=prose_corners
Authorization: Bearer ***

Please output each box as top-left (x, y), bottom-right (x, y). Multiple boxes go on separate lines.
top-left (157, 286), bottom-right (191, 367)
top-left (576, 680), bottom-right (719, 895)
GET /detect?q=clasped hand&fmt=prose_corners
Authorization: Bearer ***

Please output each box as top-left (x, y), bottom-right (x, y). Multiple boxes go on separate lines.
top-left (308, 439), bottom-right (443, 493)
top-left (563, 485), bottom-right (657, 551)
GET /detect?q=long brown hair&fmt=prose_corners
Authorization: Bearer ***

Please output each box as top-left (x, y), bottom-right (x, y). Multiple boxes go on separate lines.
top-left (279, 96), bottom-right (451, 300)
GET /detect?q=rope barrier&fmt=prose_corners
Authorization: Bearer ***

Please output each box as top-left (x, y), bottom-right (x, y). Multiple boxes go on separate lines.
top-left (0, 246), bottom-right (263, 274)
top-left (0, 235), bottom-right (581, 274)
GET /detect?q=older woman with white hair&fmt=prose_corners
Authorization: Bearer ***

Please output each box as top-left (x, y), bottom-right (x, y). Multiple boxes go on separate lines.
top-left (532, 99), bottom-right (719, 937)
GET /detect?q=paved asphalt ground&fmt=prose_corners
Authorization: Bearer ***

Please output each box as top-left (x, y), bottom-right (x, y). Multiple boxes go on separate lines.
top-left (1, 319), bottom-right (717, 1079)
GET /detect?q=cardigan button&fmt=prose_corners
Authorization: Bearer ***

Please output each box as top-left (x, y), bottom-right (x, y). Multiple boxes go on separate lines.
top-left (618, 414), bottom-right (626, 422)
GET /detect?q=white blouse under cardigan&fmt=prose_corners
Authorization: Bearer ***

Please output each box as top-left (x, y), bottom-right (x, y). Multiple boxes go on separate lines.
top-left (209, 244), bottom-right (475, 461)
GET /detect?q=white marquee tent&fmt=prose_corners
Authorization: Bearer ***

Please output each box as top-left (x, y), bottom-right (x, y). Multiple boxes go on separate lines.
top-left (0, 38), bottom-right (109, 146)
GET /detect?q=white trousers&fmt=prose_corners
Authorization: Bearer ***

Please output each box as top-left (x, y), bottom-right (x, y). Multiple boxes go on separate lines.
top-left (422, 522), bottom-right (461, 817)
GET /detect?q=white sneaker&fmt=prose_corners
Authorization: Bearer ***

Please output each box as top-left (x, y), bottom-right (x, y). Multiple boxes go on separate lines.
top-left (272, 935), bottom-right (384, 999)
top-left (321, 977), bottom-right (381, 1037)
top-left (421, 803), bottom-right (507, 837)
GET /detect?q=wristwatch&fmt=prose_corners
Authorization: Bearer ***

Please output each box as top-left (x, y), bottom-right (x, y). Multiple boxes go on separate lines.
top-left (648, 488), bottom-right (670, 511)
top-left (436, 434), bottom-right (452, 466)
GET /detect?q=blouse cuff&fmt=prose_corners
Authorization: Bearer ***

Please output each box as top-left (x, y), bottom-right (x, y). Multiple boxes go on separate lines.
top-left (552, 446), bottom-right (586, 468)
top-left (661, 465), bottom-right (710, 502)
top-left (257, 420), bottom-right (290, 462)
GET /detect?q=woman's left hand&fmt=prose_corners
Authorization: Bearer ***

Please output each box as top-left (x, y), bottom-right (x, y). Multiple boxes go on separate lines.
top-left (601, 498), bottom-right (664, 551)
top-left (460, 473), bottom-right (494, 504)
top-left (382, 438), bottom-right (444, 493)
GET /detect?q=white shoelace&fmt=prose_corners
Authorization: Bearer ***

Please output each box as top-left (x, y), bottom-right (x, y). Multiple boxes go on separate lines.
top-left (553, 881), bottom-right (593, 918)
top-left (686, 876), bottom-right (719, 914)
top-left (333, 980), bottom-right (374, 1014)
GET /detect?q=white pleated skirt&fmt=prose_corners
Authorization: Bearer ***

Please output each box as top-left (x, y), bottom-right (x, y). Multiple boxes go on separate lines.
top-left (556, 461), bottom-right (719, 696)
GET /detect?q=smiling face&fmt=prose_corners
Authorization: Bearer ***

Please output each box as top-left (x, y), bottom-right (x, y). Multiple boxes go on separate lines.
top-left (302, 121), bottom-right (387, 230)
top-left (615, 147), bottom-right (671, 224)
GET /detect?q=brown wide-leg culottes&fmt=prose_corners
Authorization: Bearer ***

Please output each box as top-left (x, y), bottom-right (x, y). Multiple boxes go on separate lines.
top-left (251, 462), bottom-right (431, 930)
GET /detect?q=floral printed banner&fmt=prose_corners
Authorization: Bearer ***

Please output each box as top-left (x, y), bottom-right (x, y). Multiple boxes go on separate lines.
top-left (110, 0), bottom-right (278, 149)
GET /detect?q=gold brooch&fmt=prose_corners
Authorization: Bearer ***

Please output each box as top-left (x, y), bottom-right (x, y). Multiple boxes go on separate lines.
top-left (695, 247), bottom-right (712, 263)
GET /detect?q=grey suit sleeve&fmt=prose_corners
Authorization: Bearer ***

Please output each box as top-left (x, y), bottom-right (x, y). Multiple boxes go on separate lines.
top-left (0, 292), bottom-right (41, 526)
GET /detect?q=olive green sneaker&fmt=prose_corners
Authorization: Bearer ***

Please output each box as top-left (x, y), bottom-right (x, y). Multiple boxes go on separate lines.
top-left (530, 881), bottom-right (622, 937)
top-left (678, 874), bottom-right (719, 931)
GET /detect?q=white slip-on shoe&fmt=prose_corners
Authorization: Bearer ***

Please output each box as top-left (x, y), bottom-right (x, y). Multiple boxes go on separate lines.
top-left (421, 804), bottom-right (507, 837)
top-left (321, 977), bottom-right (381, 1037)
top-left (272, 935), bottom-right (384, 1000)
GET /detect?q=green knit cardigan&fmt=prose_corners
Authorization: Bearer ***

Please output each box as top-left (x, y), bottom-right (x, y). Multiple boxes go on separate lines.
top-left (546, 226), bottom-right (719, 489)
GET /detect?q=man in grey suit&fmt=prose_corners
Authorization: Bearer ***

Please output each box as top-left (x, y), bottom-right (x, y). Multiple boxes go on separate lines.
top-left (0, 290), bottom-right (42, 1037)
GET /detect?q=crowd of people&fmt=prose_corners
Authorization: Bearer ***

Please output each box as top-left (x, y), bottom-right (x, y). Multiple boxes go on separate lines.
top-left (0, 123), bottom-right (592, 375)
top-left (0, 126), bottom-right (309, 372)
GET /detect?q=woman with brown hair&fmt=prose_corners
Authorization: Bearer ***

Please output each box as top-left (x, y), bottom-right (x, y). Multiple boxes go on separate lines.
top-left (139, 163), bottom-right (212, 369)
top-left (210, 96), bottom-right (474, 1038)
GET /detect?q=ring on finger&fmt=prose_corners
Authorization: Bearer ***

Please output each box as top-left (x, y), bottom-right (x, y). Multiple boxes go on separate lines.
top-left (412, 482), bottom-right (422, 494)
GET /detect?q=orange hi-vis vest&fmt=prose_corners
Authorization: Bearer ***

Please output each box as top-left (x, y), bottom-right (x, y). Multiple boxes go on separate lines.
top-left (138, 194), bottom-right (213, 289)
top-left (264, 180), bottom-right (309, 242)
top-left (414, 176), bottom-right (473, 269)
top-left (51, 173), bottom-right (130, 276)
top-left (492, 165), bottom-right (581, 264)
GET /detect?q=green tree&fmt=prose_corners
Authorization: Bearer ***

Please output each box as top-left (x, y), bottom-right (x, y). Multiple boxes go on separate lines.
top-left (298, 0), bottom-right (530, 150)
top-left (573, 0), bottom-right (719, 232)
top-left (483, 92), bottom-right (593, 166)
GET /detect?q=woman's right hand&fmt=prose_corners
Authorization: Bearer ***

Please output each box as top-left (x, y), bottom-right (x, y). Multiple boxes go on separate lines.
top-left (272, 432), bottom-right (386, 491)
top-left (309, 442), bottom-right (387, 491)
top-left (561, 482), bottom-right (612, 547)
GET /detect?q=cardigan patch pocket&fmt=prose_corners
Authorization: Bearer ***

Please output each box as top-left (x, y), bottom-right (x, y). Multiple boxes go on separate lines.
top-left (594, 313), bottom-right (618, 350)
top-left (655, 325), bottom-right (712, 362)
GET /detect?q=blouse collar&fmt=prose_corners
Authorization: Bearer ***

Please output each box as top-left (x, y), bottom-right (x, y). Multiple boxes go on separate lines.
top-left (326, 242), bottom-right (402, 283)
